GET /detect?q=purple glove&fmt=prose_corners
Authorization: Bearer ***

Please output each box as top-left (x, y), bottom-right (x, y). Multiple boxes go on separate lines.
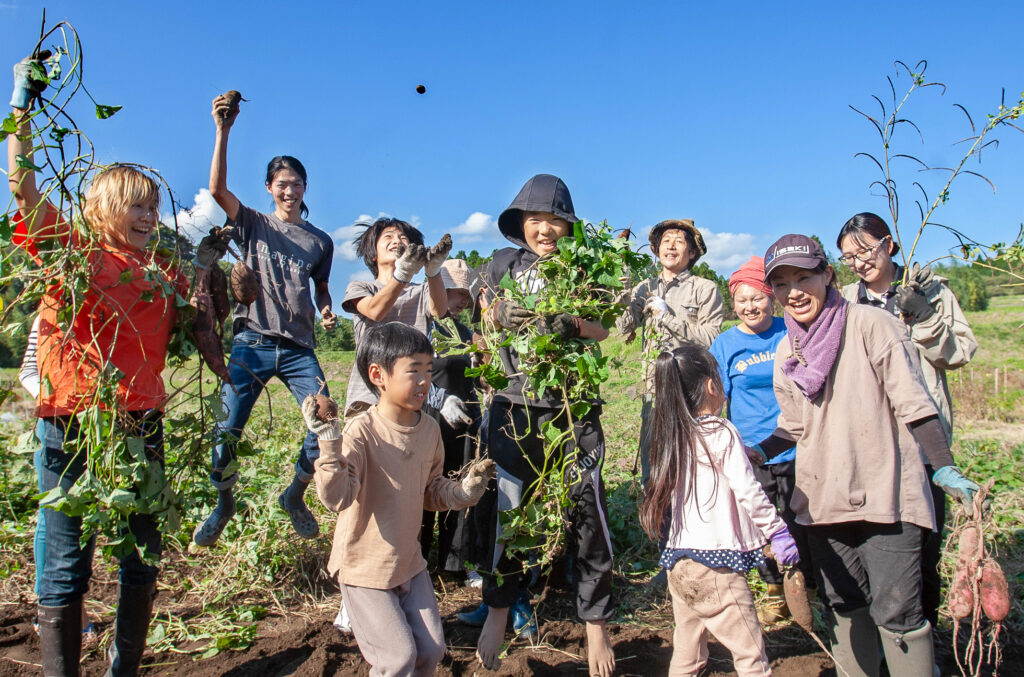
top-left (770, 527), bottom-right (799, 566)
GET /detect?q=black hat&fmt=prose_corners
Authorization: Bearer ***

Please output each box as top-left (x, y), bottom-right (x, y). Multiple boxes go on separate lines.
top-left (497, 174), bottom-right (578, 247)
top-left (763, 234), bottom-right (827, 281)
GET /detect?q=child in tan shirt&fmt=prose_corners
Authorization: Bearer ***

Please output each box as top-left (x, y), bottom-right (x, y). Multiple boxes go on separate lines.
top-left (302, 321), bottom-right (494, 677)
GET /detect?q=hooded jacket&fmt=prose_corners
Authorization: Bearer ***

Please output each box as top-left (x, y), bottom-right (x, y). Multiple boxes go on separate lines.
top-left (481, 174), bottom-right (578, 408)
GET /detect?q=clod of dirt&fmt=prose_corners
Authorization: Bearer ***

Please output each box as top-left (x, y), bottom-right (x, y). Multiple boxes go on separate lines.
top-left (230, 261), bottom-right (258, 305)
top-left (314, 395), bottom-right (338, 422)
top-left (416, 84), bottom-right (426, 94)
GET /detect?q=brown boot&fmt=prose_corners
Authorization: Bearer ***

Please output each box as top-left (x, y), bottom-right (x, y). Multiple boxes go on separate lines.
top-left (757, 583), bottom-right (790, 625)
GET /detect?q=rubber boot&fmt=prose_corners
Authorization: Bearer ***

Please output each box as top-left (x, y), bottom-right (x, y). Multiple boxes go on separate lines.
top-left (38, 600), bottom-right (83, 677)
top-left (757, 583), bottom-right (790, 625)
top-left (829, 607), bottom-right (880, 677)
top-left (878, 622), bottom-right (935, 677)
top-left (104, 582), bottom-right (157, 677)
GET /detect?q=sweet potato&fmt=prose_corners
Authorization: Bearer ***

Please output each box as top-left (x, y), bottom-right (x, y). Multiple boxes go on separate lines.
top-left (193, 304), bottom-right (231, 383)
top-left (980, 559), bottom-right (1009, 623)
top-left (230, 261), bottom-right (258, 305)
top-left (783, 569), bottom-right (814, 634)
top-left (210, 264), bottom-right (230, 324)
top-left (314, 395), bottom-right (338, 422)
top-left (218, 90), bottom-right (243, 122)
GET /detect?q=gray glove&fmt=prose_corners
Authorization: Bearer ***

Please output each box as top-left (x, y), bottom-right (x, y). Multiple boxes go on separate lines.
top-left (393, 243), bottom-right (427, 283)
top-left (493, 298), bottom-right (533, 330)
top-left (454, 458), bottom-right (497, 504)
top-left (10, 52), bottom-right (51, 109)
top-left (440, 394), bottom-right (472, 427)
top-left (932, 465), bottom-right (985, 517)
top-left (301, 395), bottom-right (341, 440)
top-left (908, 262), bottom-right (935, 288)
top-left (424, 234), bottom-right (452, 278)
top-left (895, 282), bottom-right (936, 324)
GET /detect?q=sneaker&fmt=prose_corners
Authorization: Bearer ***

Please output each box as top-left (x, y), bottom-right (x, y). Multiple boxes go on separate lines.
top-left (333, 602), bottom-right (352, 634)
top-left (277, 492), bottom-right (319, 539)
top-left (511, 598), bottom-right (538, 639)
top-left (192, 506), bottom-right (235, 547)
top-left (456, 602), bottom-right (489, 627)
top-left (466, 571), bottom-right (483, 589)
top-left (81, 622), bottom-right (98, 651)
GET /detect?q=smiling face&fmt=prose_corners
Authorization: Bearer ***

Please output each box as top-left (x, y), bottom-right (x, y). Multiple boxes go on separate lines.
top-left (732, 283), bottom-right (774, 334)
top-left (105, 197), bottom-right (159, 251)
top-left (657, 228), bottom-right (696, 275)
top-left (839, 233), bottom-right (895, 286)
top-left (375, 225), bottom-right (412, 270)
top-left (768, 265), bottom-right (833, 326)
top-left (522, 211), bottom-right (570, 257)
top-left (265, 167), bottom-right (306, 219)
top-left (370, 352), bottom-right (433, 416)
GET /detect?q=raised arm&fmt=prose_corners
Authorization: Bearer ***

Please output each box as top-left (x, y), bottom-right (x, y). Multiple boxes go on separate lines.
top-left (7, 108), bottom-right (51, 234)
top-left (209, 93), bottom-right (241, 222)
top-left (353, 277), bottom-right (409, 322)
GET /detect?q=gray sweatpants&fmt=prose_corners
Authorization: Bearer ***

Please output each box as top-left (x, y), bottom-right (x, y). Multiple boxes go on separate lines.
top-left (340, 568), bottom-right (446, 677)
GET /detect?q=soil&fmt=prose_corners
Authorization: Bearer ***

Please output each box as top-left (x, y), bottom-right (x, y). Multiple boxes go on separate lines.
top-left (2, 571), bottom-right (1021, 677)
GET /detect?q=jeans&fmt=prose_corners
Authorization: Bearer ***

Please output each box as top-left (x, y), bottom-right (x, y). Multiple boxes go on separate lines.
top-left (36, 415), bottom-right (164, 607)
top-left (33, 419), bottom-right (46, 597)
top-left (210, 330), bottom-right (328, 488)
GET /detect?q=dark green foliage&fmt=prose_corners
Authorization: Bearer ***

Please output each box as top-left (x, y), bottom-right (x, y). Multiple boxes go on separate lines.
top-left (935, 263), bottom-right (990, 311)
top-left (453, 249), bottom-right (494, 270)
top-left (691, 262), bottom-right (736, 320)
top-left (314, 317), bottom-right (355, 351)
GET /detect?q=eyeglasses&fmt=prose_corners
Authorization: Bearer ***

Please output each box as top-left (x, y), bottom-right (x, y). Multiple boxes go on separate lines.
top-left (838, 236), bottom-right (890, 266)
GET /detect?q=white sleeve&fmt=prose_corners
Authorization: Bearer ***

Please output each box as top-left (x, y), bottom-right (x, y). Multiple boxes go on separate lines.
top-left (18, 316), bottom-right (41, 399)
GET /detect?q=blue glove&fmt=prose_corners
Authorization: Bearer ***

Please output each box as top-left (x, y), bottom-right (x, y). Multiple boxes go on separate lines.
top-left (10, 52), bottom-right (51, 109)
top-left (933, 465), bottom-right (983, 515)
top-left (769, 526), bottom-right (799, 566)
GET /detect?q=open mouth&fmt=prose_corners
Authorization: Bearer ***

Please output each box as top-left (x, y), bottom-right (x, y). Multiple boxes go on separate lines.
top-left (789, 297), bottom-right (812, 314)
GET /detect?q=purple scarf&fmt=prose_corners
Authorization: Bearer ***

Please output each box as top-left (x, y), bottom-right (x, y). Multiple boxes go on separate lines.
top-left (782, 286), bottom-right (848, 401)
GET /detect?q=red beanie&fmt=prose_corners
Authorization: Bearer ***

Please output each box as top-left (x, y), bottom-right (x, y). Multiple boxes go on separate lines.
top-left (729, 256), bottom-right (773, 297)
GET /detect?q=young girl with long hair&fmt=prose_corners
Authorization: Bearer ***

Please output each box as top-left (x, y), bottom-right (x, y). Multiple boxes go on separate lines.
top-left (641, 345), bottom-right (798, 677)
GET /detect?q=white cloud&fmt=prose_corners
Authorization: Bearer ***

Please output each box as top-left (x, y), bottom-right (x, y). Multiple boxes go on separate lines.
top-left (167, 188), bottom-right (226, 241)
top-left (451, 211), bottom-right (496, 243)
top-left (698, 228), bottom-right (758, 273)
top-left (333, 212), bottom-right (392, 261)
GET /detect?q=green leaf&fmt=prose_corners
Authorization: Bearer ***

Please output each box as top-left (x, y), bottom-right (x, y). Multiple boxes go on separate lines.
top-left (95, 104), bottom-right (123, 119)
top-left (15, 154), bottom-right (42, 171)
top-left (1, 113), bottom-right (17, 134)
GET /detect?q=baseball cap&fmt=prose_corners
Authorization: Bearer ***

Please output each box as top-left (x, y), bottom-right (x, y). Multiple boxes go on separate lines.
top-left (763, 234), bottom-right (826, 281)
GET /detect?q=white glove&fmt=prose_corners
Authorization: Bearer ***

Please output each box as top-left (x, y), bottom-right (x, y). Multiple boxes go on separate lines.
top-left (645, 296), bottom-right (669, 316)
top-left (301, 395), bottom-right (341, 440)
top-left (454, 458), bottom-right (497, 504)
top-left (393, 243), bottom-right (427, 283)
top-left (424, 234), bottom-right (452, 278)
top-left (440, 394), bottom-right (472, 427)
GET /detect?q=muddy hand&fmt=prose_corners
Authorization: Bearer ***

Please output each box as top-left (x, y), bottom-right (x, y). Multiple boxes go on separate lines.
top-left (424, 233), bottom-right (452, 278)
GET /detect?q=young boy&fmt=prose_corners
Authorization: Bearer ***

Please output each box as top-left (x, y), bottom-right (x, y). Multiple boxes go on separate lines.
top-left (302, 322), bottom-right (495, 676)
top-left (341, 217), bottom-right (469, 423)
top-left (474, 174), bottom-right (616, 677)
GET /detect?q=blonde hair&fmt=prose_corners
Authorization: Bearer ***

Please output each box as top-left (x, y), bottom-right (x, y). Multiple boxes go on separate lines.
top-left (82, 165), bottom-right (160, 236)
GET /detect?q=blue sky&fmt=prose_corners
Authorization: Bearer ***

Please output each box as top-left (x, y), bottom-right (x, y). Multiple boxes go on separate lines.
top-left (3, 1), bottom-right (1023, 312)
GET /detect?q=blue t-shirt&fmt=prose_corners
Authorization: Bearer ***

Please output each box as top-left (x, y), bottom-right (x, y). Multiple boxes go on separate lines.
top-left (709, 317), bottom-right (794, 464)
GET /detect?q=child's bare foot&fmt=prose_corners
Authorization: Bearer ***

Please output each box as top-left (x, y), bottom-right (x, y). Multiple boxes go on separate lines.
top-left (476, 606), bottom-right (508, 672)
top-left (585, 620), bottom-right (615, 677)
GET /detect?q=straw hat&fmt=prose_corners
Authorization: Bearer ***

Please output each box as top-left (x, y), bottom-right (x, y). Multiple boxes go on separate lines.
top-left (439, 258), bottom-right (476, 292)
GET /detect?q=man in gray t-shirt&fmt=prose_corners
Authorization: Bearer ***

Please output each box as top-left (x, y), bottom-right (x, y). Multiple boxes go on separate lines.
top-left (231, 204), bottom-right (334, 347)
top-left (193, 92), bottom-right (339, 548)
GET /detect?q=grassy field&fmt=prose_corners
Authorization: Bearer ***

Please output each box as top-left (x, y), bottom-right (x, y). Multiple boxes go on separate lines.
top-left (0, 296), bottom-right (1021, 669)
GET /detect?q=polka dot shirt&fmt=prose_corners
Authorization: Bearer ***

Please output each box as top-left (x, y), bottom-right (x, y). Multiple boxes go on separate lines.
top-left (660, 547), bottom-right (765, 574)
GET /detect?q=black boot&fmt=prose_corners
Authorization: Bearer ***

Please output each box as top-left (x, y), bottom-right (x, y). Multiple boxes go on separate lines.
top-left (38, 600), bottom-right (83, 677)
top-left (104, 582), bottom-right (157, 677)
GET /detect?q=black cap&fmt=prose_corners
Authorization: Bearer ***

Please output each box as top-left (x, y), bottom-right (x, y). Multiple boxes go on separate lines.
top-left (763, 234), bottom-right (826, 281)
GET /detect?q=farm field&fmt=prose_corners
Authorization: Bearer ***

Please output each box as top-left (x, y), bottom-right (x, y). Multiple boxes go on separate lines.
top-left (1, 297), bottom-right (1022, 676)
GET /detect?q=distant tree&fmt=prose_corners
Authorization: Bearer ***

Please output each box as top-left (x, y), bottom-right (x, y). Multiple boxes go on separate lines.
top-left (933, 262), bottom-right (989, 311)
top-left (811, 234), bottom-right (858, 288)
top-left (315, 317), bottom-right (355, 352)
top-left (691, 262), bottom-right (736, 321)
top-left (453, 249), bottom-right (494, 270)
